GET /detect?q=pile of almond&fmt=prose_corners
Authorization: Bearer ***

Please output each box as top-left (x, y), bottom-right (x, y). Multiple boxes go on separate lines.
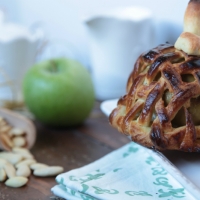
top-left (0, 117), bottom-right (64, 188)
top-left (0, 116), bottom-right (28, 149)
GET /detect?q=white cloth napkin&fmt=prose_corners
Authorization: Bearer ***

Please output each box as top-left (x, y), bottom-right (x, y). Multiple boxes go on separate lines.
top-left (51, 142), bottom-right (197, 200)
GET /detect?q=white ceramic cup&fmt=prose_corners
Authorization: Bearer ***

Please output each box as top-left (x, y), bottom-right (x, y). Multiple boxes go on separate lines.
top-left (0, 23), bottom-right (44, 108)
top-left (85, 6), bottom-right (155, 100)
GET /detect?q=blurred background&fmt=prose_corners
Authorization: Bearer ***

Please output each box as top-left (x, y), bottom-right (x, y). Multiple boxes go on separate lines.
top-left (0, 0), bottom-right (190, 102)
top-left (0, 0), bottom-right (189, 68)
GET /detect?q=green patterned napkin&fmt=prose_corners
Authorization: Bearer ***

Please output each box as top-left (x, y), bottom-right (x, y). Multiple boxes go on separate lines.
top-left (51, 142), bottom-right (197, 200)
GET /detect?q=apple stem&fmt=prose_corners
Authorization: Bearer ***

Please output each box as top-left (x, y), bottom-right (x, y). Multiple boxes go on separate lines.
top-left (50, 61), bottom-right (58, 73)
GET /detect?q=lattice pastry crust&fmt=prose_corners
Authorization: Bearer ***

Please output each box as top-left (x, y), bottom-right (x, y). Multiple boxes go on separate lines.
top-left (109, 44), bottom-right (200, 152)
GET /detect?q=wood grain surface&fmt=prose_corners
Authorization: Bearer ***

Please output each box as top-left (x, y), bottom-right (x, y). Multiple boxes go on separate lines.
top-left (0, 102), bottom-right (129, 200)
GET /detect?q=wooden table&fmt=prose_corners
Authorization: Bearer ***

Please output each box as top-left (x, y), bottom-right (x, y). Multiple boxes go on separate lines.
top-left (0, 102), bottom-right (129, 200)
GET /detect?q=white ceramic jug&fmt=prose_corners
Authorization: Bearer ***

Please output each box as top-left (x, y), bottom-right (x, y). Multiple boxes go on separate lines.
top-left (0, 10), bottom-right (4, 24)
top-left (0, 23), bottom-right (44, 108)
top-left (85, 6), bottom-right (155, 100)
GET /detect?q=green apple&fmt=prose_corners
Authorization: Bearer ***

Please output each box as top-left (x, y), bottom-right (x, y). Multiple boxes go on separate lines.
top-left (23, 58), bottom-right (95, 127)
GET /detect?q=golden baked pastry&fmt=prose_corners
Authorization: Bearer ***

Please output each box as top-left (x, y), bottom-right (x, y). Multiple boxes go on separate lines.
top-left (175, 0), bottom-right (200, 55)
top-left (184, 0), bottom-right (200, 36)
top-left (109, 0), bottom-right (200, 152)
top-left (175, 32), bottom-right (200, 56)
top-left (109, 43), bottom-right (200, 152)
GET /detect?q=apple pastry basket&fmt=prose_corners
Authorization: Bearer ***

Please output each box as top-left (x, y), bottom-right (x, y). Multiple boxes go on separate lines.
top-left (109, 43), bottom-right (200, 152)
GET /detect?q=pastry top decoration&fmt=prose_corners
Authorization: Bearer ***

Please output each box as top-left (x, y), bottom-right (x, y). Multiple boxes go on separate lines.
top-left (175, 0), bottom-right (200, 55)
top-left (184, 0), bottom-right (200, 36)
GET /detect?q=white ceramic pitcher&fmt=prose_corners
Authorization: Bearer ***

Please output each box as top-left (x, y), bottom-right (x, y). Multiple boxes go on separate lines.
top-left (0, 22), bottom-right (44, 108)
top-left (85, 6), bottom-right (155, 100)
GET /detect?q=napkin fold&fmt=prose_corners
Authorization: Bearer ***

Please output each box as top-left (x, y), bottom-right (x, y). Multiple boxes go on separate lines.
top-left (51, 142), bottom-right (196, 200)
